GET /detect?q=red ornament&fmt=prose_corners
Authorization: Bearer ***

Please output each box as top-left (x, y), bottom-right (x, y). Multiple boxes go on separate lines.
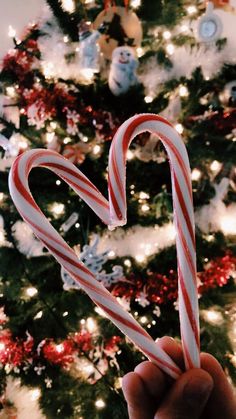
top-left (62, 144), bottom-right (86, 165)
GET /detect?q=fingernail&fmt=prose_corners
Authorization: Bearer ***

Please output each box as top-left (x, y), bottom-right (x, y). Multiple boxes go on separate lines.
top-left (183, 376), bottom-right (213, 407)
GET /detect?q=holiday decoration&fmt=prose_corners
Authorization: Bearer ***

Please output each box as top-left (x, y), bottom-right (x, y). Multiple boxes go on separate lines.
top-left (196, 2), bottom-right (223, 42)
top-left (9, 113), bottom-right (200, 377)
top-left (61, 235), bottom-right (124, 289)
top-left (93, 6), bottom-right (142, 59)
top-left (108, 46), bottom-right (139, 95)
top-left (219, 80), bottom-right (236, 107)
top-left (78, 21), bottom-right (104, 80)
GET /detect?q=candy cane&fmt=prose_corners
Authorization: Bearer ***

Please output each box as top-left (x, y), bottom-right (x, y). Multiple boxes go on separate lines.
top-left (8, 113), bottom-right (200, 378)
top-left (109, 114), bottom-right (200, 370)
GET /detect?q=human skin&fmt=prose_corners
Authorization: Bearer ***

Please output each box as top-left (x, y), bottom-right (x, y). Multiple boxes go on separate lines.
top-left (122, 337), bottom-right (236, 419)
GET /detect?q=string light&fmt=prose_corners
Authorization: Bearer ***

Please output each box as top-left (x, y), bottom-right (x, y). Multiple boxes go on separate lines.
top-left (34, 310), bottom-right (43, 319)
top-left (144, 95), bottom-right (154, 103)
top-left (135, 254), bottom-right (146, 263)
top-left (124, 259), bottom-right (132, 267)
top-left (45, 132), bottom-right (55, 144)
top-left (130, 0), bottom-right (141, 8)
top-left (62, 0), bottom-right (75, 13)
top-left (86, 317), bottom-right (98, 333)
top-left (141, 203), bottom-right (150, 212)
top-left (30, 388), bottom-right (41, 401)
top-left (166, 43), bottom-right (175, 55)
top-left (50, 121), bottom-right (57, 129)
top-left (6, 86), bottom-right (16, 98)
top-left (201, 309), bottom-right (224, 325)
top-left (136, 47), bottom-right (144, 57)
top-left (26, 287), bottom-right (38, 297)
top-left (127, 149), bottom-right (134, 160)
top-left (63, 35), bottom-right (69, 43)
top-left (95, 399), bottom-right (106, 409)
top-left (191, 168), bottom-right (201, 181)
top-left (139, 191), bottom-right (150, 200)
top-left (42, 62), bottom-right (54, 79)
top-left (0, 193), bottom-right (4, 202)
top-left (55, 344), bottom-right (64, 353)
top-left (75, 222), bottom-right (80, 228)
top-left (187, 5), bottom-right (197, 15)
top-left (175, 123), bottom-right (184, 134)
top-left (163, 30), bottom-right (171, 40)
top-left (140, 316), bottom-right (148, 324)
top-left (80, 68), bottom-right (94, 82)
top-left (50, 203), bottom-right (65, 218)
top-left (8, 25), bottom-right (16, 38)
top-left (63, 311), bottom-right (68, 317)
top-left (93, 144), bottom-right (101, 155)
top-left (63, 137), bottom-right (71, 144)
top-left (108, 250), bottom-right (116, 258)
top-left (56, 180), bottom-right (61, 186)
top-left (180, 24), bottom-right (188, 33)
top-left (220, 215), bottom-right (236, 235)
top-left (210, 160), bottom-right (221, 172)
top-left (0, 343), bottom-right (5, 351)
top-left (179, 85), bottom-right (189, 97)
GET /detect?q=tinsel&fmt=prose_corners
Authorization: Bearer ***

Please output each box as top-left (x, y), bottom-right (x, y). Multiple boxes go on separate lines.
top-left (111, 254), bottom-right (236, 305)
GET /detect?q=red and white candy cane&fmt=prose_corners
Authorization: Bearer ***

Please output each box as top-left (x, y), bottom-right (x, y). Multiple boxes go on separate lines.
top-left (8, 113), bottom-right (199, 378)
top-left (109, 114), bottom-right (200, 370)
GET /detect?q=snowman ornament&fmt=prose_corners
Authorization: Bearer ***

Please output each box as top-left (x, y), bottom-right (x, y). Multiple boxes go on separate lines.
top-left (108, 46), bottom-right (139, 96)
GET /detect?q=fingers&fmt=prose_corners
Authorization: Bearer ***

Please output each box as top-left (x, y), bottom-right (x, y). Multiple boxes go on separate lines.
top-left (157, 336), bottom-right (184, 370)
top-left (134, 361), bottom-right (167, 400)
top-left (200, 353), bottom-right (236, 419)
top-left (155, 368), bottom-right (213, 419)
top-left (122, 371), bottom-right (155, 419)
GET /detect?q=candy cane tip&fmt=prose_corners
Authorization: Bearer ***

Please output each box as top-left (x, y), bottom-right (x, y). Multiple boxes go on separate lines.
top-left (108, 218), bottom-right (127, 231)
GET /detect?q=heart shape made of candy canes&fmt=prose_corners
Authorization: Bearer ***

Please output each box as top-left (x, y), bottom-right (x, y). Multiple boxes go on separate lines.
top-left (9, 114), bottom-right (200, 379)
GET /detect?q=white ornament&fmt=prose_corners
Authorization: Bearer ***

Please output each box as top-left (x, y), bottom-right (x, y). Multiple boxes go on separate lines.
top-left (219, 80), bottom-right (236, 107)
top-left (61, 235), bottom-right (124, 290)
top-left (196, 2), bottom-right (223, 43)
top-left (108, 46), bottom-right (138, 96)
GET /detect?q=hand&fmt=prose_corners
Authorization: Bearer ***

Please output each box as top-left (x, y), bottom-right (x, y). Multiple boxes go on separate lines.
top-left (122, 336), bottom-right (236, 419)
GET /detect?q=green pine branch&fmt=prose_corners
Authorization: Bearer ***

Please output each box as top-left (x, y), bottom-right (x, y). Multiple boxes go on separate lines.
top-left (46, 0), bottom-right (85, 41)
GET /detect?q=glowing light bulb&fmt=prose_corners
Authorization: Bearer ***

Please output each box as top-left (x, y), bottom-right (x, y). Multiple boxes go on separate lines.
top-left (144, 95), bottom-right (154, 103)
top-left (50, 203), bottom-right (65, 217)
top-left (187, 5), bottom-right (197, 14)
top-left (124, 259), bottom-right (132, 267)
top-left (63, 137), bottom-right (71, 144)
top-left (175, 123), bottom-right (184, 134)
top-left (163, 30), bottom-right (171, 40)
top-left (191, 168), bottom-right (201, 181)
top-left (62, 0), bottom-right (75, 13)
top-left (26, 287), bottom-right (38, 297)
top-left (45, 132), bottom-right (55, 144)
top-left (50, 121), bottom-right (57, 129)
top-left (179, 85), bottom-right (189, 97)
top-left (220, 215), bottom-right (236, 235)
top-left (125, 149), bottom-right (134, 161)
top-left (166, 43), bottom-right (175, 55)
top-left (93, 145), bottom-right (101, 155)
top-left (95, 399), bottom-right (106, 409)
top-left (180, 24), bottom-right (188, 33)
top-left (0, 193), bottom-right (4, 202)
top-left (75, 223), bottom-right (80, 228)
top-left (8, 25), bottom-right (16, 38)
top-left (56, 180), bottom-right (61, 186)
top-left (140, 316), bottom-right (148, 324)
top-left (131, 0), bottom-right (141, 8)
top-left (86, 317), bottom-right (97, 333)
top-left (6, 86), bottom-right (16, 98)
top-left (55, 344), bottom-right (64, 353)
top-left (136, 47), bottom-right (144, 57)
top-left (210, 160), bottom-right (221, 172)
top-left (80, 68), bottom-right (94, 81)
top-left (108, 250), bottom-right (116, 258)
top-left (0, 343), bottom-right (5, 351)
top-left (34, 311), bottom-right (43, 319)
top-left (30, 388), bottom-right (41, 401)
top-left (139, 191), bottom-right (150, 200)
top-left (141, 204), bottom-right (150, 212)
top-left (201, 309), bottom-right (224, 325)
top-left (42, 62), bottom-right (54, 79)
top-left (135, 254), bottom-right (146, 263)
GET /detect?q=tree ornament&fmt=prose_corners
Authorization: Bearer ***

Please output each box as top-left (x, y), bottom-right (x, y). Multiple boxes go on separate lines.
top-left (108, 46), bottom-right (138, 95)
top-left (93, 6), bottom-right (142, 59)
top-left (78, 21), bottom-right (104, 79)
top-left (204, 0), bottom-right (235, 12)
top-left (219, 81), bottom-right (236, 107)
top-left (61, 235), bottom-right (124, 290)
top-left (196, 2), bottom-right (223, 43)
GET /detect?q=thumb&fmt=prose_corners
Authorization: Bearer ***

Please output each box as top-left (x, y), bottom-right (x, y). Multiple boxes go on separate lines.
top-left (155, 369), bottom-right (213, 419)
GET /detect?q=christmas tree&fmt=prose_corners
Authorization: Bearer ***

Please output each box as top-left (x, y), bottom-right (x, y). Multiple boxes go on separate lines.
top-left (0, 0), bottom-right (236, 417)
